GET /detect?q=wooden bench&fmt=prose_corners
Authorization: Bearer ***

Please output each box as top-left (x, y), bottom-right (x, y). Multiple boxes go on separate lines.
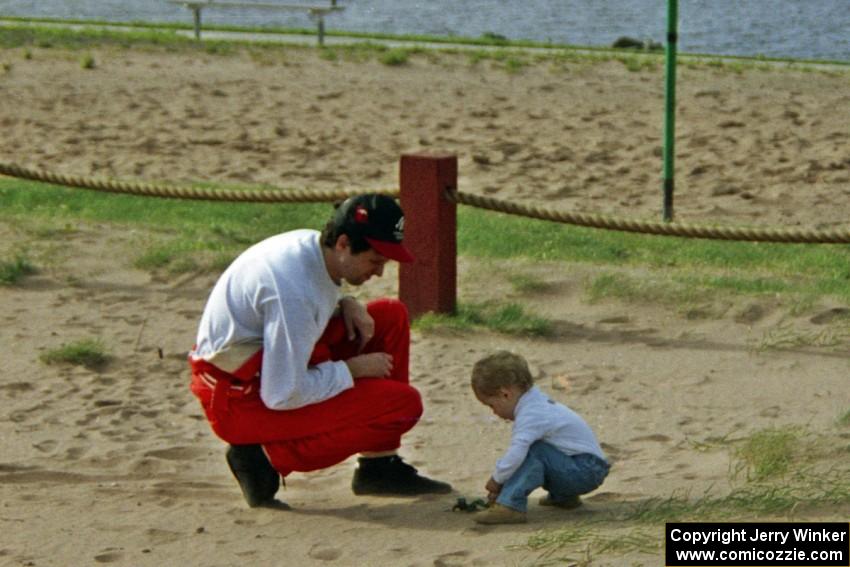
top-left (169, 1), bottom-right (344, 45)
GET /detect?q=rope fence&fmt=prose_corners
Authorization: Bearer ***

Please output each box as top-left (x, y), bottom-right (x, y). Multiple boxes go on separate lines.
top-left (5, 155), bottom-right (849, 316)
top-left (0, 162), bottom-right (396, 204)
top-left (450, 191), bottom-right (850, 245)
top-left (4, 160), bottom-right (850, 245)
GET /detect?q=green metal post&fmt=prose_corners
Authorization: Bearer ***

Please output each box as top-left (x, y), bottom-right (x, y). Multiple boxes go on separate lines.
top-left (662, 0), bottom-right (678, 222)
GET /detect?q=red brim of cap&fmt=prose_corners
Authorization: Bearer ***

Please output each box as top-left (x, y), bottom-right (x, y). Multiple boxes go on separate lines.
top-left (366, 237), bottom-right (415, 263)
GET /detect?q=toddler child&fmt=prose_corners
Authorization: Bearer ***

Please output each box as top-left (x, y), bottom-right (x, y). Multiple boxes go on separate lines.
top-left (471, 350), bottom-right (609, 524)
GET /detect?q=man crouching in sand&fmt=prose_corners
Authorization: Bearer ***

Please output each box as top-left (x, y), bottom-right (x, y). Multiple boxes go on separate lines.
top-left (188, 194), bottom-right (451, 508)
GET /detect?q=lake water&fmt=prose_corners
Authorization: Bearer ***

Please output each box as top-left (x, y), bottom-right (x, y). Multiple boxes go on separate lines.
top-left (0, 0), bottom-right (848, 61)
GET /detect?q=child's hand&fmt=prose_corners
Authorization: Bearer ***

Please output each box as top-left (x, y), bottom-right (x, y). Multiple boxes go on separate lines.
top-left (485, 477), bottom-right (502, 496)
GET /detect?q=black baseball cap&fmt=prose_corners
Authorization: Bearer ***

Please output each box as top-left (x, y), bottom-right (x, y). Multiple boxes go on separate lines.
top-left (333, 194), bottom-right (415, 263)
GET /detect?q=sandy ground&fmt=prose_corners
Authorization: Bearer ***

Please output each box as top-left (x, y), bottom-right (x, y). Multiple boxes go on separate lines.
top-left (1, 44), bottom-right (849, 566)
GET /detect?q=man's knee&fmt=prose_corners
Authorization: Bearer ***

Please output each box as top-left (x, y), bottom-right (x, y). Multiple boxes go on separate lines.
top-left (367, 298), bottom-right (409, 325)
top-left (390, 381), bottom-right (423, 421)
top-left (373, 381), bottom-right (422, 436)
top-left (356, 378), bottom-right (422, 420)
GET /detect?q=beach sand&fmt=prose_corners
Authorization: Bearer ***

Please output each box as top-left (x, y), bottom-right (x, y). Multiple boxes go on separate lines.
top-left (1, 44), bottom-right (849, 566)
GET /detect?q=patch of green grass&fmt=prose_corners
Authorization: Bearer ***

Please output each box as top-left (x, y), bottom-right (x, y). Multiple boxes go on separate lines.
top-left (753, 321), bottom-right (850, 352)
top-left (80, 53), bottom-right (96, 69)
top-left (465, 50), bottom-right (488, 66)
top-left (0, 178), bottom-right (329, 273)
top-left (621, 445), bottom-right (850, 523)
top-left (0, 24), bottom-right (193, 51)
top-left (620, 485), bottom-right (796, 523)
top-left (585, 270), bottom-right (833, 318)
top-left (787, 294), bottom-right (819, 316)
top-left (202, 40), bottom-right (237, 56)
top-left (526, 526), bottom-right (660, 559)
top-left (318, 47), bottom-right (338, 61)
top-left (19, 219), bottom-right (79, 239)
top-left (689, 274), bottom-right (793, 295)
top-left (5, 178), bottom-right (850, 306)
top-left (617, 54), bottom-right (659, 72)
top-left (508, 273), bottom-right (552, 294)
top-left (0, 253), bottom-right (36, 285)
top-left (732, 427), bottom-right (801, 481)
top-left (0, 17), bottom-right (584, 55)
top-left (134, 237), bottom-right (241, 274)
top-left (837, 409), bottom-right (850, 427)
top-left (209, 223), bottom-right (255, 245)
top-left (379, 48), bottom-right (409, 66)
top-left (623, 467), bottom-right (850, 523)
top-left (413, 301), bottom-right (553, 337)
top-left (40, 338), bottom-right (110, 369)
top-left (458, 207), bottom-right (850, 303)
top-left (586, 272), bottom-right (697, 306)
top-left (321, 42), bottom-right (403, 64)
top-left (502, 56), bottom-right (526, 73)
top-left (133, 245), bottom-right (181, 271)
top-left (479, 31), bottom-right (509, 45)
top-left (585, 272), bottom-right (730, 319)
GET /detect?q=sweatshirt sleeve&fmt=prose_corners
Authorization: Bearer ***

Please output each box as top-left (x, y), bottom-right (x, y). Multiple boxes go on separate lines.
top-left (258, 291), bottom-right (354, 410)
top-left (492, 407), bottom-right (549, 484)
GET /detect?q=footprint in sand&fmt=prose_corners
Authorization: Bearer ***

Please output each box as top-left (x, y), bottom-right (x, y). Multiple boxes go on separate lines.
top-left (32, 440), bottom-right (57, 453)
top-left (630, 434), bottom-right (672, 443)
top-left (810, 307), bottom-right (850, 325)
top-left (145, 528), bottom-right (183, 545)
top-left (308, 544), bottom-right (343, 561)
top-left (64, 446), bottom-right (88, 460)
top-left (0, 382), bottom-right (35, 398)
top-left (144, 446), bottom-right (206, 461)
top-left (10, 402), bottom-right (51, 423)
top-left (93, 550), bottom-right (124, 563)
top-left (434, 550), bottom-right (473, 567)
top-left (760, 406), bottom-right (781, 418)
top-left (735, 303), bottom-right (767, 324)
top-left (600, 443), bottom-right (638, 463)
top-left (598, 315), bottom-right (630, 324)
top-left (584, 492), bottom-right (627, 506)
top-left (129, 458), bottom-right (169, 476)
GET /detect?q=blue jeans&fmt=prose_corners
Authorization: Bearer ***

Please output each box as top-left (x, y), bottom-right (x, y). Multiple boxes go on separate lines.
top-left (497, 441), bottom-right (610, 512)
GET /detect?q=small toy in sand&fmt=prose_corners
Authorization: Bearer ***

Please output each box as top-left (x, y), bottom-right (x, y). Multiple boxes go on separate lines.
top-left (451, 497), bottom-right (490, 512)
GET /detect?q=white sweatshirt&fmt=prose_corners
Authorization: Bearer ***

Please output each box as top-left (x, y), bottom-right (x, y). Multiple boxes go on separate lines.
top-left (193, 229), bottom-right (354, 410)
top-left (493, 386), bottom-right (607, 484)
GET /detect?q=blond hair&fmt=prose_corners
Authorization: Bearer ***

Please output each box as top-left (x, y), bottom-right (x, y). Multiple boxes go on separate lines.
top-left (471, 350), bottom-right (534, 397)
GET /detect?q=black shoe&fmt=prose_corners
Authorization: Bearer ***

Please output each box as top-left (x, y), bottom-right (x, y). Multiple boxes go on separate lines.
top-left (225, 444), bottom-right (283, 508)
top-left (352, 455), bottom-right (453, 496)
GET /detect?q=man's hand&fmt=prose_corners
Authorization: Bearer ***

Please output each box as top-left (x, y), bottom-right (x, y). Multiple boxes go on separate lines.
top-left (339, 296), bottom-right (374, 352)
top-left (345, 352), bottom-right (393, 379)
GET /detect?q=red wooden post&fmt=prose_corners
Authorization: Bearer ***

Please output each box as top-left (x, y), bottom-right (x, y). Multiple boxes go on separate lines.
top-left (398, 154), bottom-right (457, 318)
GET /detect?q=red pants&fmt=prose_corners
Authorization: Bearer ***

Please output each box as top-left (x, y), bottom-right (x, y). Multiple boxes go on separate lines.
top-left (190, 298), bottom-right (422, 475)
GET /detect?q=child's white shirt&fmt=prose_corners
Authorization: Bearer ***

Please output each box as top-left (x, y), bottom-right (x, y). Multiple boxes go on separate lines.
top-left (492, 386), bottom-right (606, 484)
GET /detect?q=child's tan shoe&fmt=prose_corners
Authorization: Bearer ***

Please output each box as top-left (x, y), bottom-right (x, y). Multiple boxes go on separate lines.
top-left (474, 503), bottom-right (527, 525)
top-left (538, 494), bottom-right (582, 509)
